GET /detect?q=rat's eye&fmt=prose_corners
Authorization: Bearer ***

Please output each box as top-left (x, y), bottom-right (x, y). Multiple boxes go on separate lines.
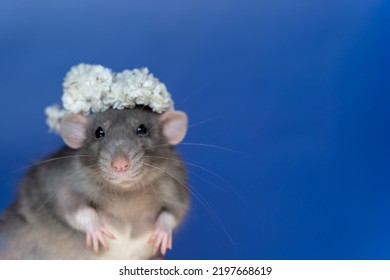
top-left (136, 124), bottom-right (147, 136)
top-left (95, 127), bottom-right (105, 139)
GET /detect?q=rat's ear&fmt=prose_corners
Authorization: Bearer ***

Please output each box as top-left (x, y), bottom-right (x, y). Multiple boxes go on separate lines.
top-left (60, 114), bottom-right (88, 149)
top-left (159, 111), bottom-right (188, 145)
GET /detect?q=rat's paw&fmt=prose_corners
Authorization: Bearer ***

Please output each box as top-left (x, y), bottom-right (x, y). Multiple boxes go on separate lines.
top-left (148, 227), bottom-right (172, 256)
top-left (86, 225), bottom-right (116, 254)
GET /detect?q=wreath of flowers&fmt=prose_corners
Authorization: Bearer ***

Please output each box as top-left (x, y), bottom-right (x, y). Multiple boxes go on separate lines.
top-left (45, 63), bottom-right (173, 133)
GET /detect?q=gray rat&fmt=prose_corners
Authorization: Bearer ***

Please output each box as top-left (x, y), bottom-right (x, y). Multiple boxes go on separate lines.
top-left (0, 106), bottom-right (189, 259)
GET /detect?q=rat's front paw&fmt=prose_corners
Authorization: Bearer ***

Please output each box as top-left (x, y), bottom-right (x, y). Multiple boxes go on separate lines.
top-left (148, 226), bottom-right (172, 256)
top-left (86, 225), bottom-right (116, 254)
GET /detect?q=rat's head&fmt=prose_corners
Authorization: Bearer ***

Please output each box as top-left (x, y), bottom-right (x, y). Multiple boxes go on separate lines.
top-left (59, 107), bottom-right (188, 189)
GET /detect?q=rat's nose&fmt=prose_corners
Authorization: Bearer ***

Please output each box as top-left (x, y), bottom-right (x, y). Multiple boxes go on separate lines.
top-left (111, 155), bottom-right (130, 172)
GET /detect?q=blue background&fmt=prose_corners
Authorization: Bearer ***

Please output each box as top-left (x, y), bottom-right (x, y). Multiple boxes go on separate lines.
top-left (0, 0), bottom-right (389, 259)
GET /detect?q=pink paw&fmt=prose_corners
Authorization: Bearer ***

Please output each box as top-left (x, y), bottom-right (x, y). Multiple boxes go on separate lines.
top-left (86, 225), bottom-right (116, 254)
top-left (148, 227), bottom-right (172, 256)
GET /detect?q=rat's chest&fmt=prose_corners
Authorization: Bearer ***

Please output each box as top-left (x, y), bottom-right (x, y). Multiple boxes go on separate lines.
top-left (99, 225), bottom-right (154, 259)
top-left (96, 200), bottom-right (159, 259)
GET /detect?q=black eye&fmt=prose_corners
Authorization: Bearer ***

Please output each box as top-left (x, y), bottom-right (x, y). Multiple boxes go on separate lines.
top-left (95, 127), bottom-right (105, 139)
top-left (136, 124), bottom-right (147, 136)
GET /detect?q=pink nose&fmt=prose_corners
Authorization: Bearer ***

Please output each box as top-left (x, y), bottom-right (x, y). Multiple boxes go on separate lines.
top-left (111, 156), bottom-right (130, 172)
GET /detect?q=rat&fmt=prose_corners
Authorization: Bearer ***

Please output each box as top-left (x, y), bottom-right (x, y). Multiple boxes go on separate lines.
top-left (0, 106), bottom-right (189, 259)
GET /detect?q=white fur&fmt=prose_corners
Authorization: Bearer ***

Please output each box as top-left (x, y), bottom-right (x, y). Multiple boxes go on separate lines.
top-left (156, 211), bottom-right (176, 229)
top-left (100, 226), bottom-right (154, 260)
top-left (67, 208), bottom-right (154, 259)
top-left (65, 207), bottom-right (100, 232)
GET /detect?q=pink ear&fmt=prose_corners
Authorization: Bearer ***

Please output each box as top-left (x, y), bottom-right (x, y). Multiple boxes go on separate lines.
top-left (60, 114), bottom-right (88, 149)
top-left (159, 111), bottom-right (188, 145)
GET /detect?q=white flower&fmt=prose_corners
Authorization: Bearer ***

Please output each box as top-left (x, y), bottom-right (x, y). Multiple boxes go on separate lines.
top-left (62, 64), bottom-right (113, 114)
top-left (105, 68), bottom-right (172, 113)
top-left (46, 63), bottom-right (174, 133)
top-left (45, 104), bottom-right (68, 133)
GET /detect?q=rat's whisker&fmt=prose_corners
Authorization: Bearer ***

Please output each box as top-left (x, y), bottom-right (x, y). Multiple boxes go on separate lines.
top-left (186, 170), bottom-right (226, 192)
top-left (17, 155), bottom-right (97, 171)
top-left (178, 143), bottom-right (243, 154)
top-left (144, 163), bottom-right (187, 186)
top-left (174, 82), bottom-right (213, 108)
top-left (145, 115), bottom-right (163, 134)
top-left (150, 181), bottom-right (158, 201)
top-left (144, 162), bottom-right (234, 245)
top-left (187, 116), bottom-right (220, 129)
top-left (143, 163), bottom-right (201, 205)
top-left (145, 155), bottom-right (228, 192)
top-left (145, 142), bottom-right (242, 154)
top-left (145, 155), bottom-right (234, 193)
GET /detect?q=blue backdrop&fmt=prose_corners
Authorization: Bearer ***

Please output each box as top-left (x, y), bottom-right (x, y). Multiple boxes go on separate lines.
top-left (0, 0), bottom-right (389, 259)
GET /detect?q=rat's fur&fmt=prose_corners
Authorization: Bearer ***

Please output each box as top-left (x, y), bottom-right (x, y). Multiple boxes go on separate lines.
top-left (0, 107), bottom-right (189, 259)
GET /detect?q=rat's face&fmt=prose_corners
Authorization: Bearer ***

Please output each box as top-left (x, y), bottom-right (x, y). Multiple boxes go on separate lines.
top-left (60, 107), bottom-right (188, 189)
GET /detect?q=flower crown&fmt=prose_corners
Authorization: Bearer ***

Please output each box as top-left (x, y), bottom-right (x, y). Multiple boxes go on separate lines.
top-left (45, 63), bottom-right (173, 133)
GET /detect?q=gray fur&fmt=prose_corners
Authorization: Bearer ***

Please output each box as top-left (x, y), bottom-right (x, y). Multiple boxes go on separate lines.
top-left (0, 107), bottom-right (189, 259)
